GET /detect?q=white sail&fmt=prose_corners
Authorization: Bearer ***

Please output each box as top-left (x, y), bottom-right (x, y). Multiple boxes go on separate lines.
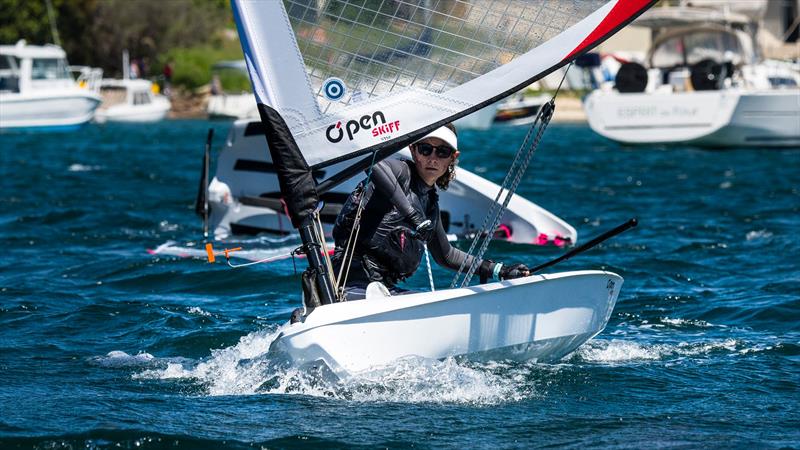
top-left (232, 0), bottom-right (655, 168)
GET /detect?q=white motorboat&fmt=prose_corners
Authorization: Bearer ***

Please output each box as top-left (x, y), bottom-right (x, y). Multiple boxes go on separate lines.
top-left (204, 119), bottom-right (578, 246)
top-left (584, 2), bottom-right (800, 147)
top-left (94, 78), bottom-right (171, 123)
top-left (0, 40), bottom-right (101, 130)
top-left (223, 0), bottom-right (653, 376)
top-left (94, 50), bottom-right (170, 123)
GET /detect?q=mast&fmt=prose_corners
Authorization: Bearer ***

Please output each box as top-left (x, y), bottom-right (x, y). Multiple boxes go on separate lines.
top-left (256, 103), bottom-right (337, 305)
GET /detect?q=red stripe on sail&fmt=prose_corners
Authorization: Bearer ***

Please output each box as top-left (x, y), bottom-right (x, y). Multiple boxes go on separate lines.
top-left (565, 0), bottom-right (654, 61)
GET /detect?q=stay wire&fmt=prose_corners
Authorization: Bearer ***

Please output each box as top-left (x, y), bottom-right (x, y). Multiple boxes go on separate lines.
top-left (450, 63), bottom-right (572, 288)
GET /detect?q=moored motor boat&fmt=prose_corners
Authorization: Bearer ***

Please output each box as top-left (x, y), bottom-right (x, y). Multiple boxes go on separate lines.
top-left (0, 40), bottom-right (101, 130)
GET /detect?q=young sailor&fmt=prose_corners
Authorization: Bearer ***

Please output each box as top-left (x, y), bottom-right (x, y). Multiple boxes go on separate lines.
top-left (332, 123), bottom-right (530, 300)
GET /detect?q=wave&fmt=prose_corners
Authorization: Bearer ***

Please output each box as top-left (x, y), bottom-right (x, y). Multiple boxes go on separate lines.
top-left (129, 327), bottom-right (531, 405)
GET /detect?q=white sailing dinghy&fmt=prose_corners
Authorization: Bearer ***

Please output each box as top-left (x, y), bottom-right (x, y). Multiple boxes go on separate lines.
top-left (231, 0), bottom-right (653, 376)
top-left (204, 119), bottom-right (577, 245)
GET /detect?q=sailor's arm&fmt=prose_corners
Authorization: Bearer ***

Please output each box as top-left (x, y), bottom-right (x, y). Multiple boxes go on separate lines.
top-left (370, 159), bottom-right (415, 217)
top-left (371, 160), bottom-right (432, 236)
top-left (428, 215), bottom-right (530, 282)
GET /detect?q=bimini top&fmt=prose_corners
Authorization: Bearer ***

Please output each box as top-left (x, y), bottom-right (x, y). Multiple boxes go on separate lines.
top-left (233, 0), bottom-right (655, 171)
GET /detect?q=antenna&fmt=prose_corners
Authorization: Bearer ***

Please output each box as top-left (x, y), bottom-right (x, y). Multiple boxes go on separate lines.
top-left (44, 0), bottom-right (61, 47)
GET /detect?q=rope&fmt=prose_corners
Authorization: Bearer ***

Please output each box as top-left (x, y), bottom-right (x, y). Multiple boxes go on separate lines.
top-left (226, 254), bottom-right (293, 268)
top-left (450, 64), bottom-right (572, 288)
top-left (336, 150), bottom-right (379, 297)
top-left (423, 243), bottom-right (435, 292)
top-left (314, 210), bottom-right (337, 297)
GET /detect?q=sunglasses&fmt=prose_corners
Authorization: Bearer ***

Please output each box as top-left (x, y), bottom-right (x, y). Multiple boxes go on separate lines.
top-left (414, 142), bottom-right (454, 159)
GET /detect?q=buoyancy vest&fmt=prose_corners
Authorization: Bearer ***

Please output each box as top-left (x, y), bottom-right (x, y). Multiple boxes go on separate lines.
top-left (333, 160), bottom-right (439, 286)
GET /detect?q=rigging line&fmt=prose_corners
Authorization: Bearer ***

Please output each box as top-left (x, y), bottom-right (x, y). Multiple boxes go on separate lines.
top-left (336, 149), bottom-right (380, 298)
top-left (451, 63), bottom-right (572, 288)
top-left (314, 210), bottom-right (337, 296)
top-left (460, 100), bottom-right (554, 287)
top-left (424, 243), bottom-right (435, 292)
top-left (449, 103), bottom-right (548, 288)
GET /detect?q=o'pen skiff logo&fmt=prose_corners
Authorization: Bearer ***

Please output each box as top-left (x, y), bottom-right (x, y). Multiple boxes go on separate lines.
top-left (325, 110), bottom-right (401, 143)
top-left (322, 77), bottom-right (346, 101)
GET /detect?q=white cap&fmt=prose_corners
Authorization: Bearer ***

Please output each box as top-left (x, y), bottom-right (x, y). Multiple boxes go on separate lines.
top-left (416, 125), bottom-right (457, 151)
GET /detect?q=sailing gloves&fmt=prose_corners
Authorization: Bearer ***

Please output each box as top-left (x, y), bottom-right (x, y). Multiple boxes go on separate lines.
top-left (408, 210), bottom-right (434, 242)
top-left (499, 263), bottom-right (530, 280)
top-left (479, 260), bottom-right (530, 283)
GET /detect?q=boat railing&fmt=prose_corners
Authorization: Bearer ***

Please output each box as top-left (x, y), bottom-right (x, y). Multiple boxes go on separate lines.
top-left (70, 65), bottom-right (103, 93)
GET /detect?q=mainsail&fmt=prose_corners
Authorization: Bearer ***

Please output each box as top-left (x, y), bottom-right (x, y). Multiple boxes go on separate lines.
top-left (233, 0), bottom-right (654, 175)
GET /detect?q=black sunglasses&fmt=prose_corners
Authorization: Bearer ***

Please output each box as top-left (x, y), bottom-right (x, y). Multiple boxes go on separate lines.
top-left (414, 142), bottom-right (454, 159)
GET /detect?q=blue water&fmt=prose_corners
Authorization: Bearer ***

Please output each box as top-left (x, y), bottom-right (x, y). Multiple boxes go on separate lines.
top-left (1, 120), bottom-right (798, 448)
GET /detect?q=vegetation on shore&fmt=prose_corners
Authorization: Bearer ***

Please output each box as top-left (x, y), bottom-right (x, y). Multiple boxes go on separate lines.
top-left (0, 0), bottom-right (245, 92)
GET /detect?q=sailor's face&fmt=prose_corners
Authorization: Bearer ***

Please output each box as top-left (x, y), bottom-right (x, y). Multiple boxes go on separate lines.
top-left (412, 137), bottom-right (458, 186)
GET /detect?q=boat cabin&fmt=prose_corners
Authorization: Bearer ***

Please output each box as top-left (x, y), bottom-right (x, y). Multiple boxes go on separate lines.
top-left (0, 40), bottom-right (76, 94)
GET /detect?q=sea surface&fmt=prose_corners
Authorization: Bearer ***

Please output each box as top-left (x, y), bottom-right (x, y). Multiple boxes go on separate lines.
top-left (1, 120), bottom-right (798, 449)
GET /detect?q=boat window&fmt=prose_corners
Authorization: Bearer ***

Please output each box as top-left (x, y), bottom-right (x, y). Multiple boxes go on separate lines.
top-left (100, 86), bottom-right (127, 107)
top-left (652, 30), bottom-right (744, 68)
top-left (133, 91), bottom-right (151, 105)
top-left (0, 55), bottom-right (20, 92)
top-left (31, 58), bottom-right (72, 80)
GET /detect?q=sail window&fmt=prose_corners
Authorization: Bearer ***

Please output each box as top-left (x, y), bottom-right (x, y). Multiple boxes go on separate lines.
top-left (31, 58), bottom-right (71, 80)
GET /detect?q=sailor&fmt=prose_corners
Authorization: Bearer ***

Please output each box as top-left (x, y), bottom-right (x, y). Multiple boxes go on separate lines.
top-left (331, 123), bottom-right (530, 300)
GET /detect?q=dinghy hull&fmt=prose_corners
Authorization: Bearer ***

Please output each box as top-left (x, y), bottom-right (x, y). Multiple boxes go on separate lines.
top-left (268, 270), bottom-right (622, 376)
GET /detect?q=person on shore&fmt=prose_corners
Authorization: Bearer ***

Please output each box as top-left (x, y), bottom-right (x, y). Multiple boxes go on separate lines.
top-left (331, 123), bottom-right (530, 300)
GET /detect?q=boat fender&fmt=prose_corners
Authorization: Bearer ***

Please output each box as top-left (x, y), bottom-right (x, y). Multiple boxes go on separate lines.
top-left (615, 62), bottom-right (647, 93)
top-left (365, 281), bottom-right (391, 299)
top-left (690, 59), bottom-right (727, 91)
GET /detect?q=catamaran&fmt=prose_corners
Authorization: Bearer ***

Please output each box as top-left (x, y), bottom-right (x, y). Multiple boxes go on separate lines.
top-left (226, 0), bottom-right (654, 377)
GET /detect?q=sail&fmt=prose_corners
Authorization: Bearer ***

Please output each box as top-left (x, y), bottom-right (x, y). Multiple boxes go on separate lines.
top-left (233, 0), bottom-right (655, 170)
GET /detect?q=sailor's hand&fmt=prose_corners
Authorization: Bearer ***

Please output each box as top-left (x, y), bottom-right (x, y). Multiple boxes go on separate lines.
top-left (499, 263), bottom-right (530, 280)
top-left (408, 211), bottom-right (433, 242)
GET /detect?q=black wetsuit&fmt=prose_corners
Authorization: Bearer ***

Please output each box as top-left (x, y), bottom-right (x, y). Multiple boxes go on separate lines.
top-left (332, 159), bottom-right (493, 299)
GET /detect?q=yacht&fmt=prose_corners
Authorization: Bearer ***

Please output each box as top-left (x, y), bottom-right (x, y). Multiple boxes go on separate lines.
top-left (0, 40), bottom-right (101, 130)
top-left (583, 2), bottom-right (800, 147)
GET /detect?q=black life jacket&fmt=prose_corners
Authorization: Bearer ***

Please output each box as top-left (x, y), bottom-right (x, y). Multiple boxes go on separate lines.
top-left (332, 160), bottom-right (438, 286)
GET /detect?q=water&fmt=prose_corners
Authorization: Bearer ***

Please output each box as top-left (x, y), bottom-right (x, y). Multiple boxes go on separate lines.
top-left (1, 121), bottom-right (798, 448)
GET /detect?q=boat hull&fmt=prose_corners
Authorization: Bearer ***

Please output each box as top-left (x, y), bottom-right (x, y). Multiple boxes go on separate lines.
top-left (95, 97), bottom-right (171, 123)
top-left (0, 92), bottom-right (101, 129)
top-left (268, 270), bottom-right (622, 376)
top-left (584, 89), bottom-right (800, 147)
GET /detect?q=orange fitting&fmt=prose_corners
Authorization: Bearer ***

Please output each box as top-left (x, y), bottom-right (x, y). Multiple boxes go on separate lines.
top-left (205, 243), bottom-right (215, 263)
top-left (224, 247), bottom-right (243, 259)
